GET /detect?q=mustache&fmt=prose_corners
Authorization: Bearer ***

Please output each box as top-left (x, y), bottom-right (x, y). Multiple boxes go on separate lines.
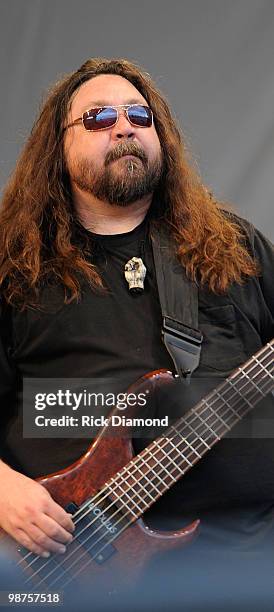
top-left (105, 142), bottom-right (148, 165)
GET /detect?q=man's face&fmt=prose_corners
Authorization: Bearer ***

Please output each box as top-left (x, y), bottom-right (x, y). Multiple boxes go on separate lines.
top-left (64, 74), bottom-right (163, 206)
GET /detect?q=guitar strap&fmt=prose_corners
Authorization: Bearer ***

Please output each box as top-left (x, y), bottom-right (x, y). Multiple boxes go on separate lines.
top-left (151, 225), bottom-right (203, 384)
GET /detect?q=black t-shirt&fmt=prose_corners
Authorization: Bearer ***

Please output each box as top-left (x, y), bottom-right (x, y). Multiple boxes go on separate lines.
top-left (0, 214), bottom-right (274, 555)
top-left (0, 216), bottom-right (174, 476)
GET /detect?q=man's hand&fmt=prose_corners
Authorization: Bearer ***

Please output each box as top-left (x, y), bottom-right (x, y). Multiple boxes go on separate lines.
top-left (0, 462), bottom-right (75, 557)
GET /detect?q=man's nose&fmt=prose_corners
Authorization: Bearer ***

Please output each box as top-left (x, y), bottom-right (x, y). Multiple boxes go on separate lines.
top-left (111, 111), bottom-right (135, 140)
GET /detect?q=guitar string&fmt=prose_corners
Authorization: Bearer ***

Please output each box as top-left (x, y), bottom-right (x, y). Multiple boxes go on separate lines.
top-left (67, 344), bottom-right (274, 523)
top-left (45, 345), bottom-right (274, 537)
top-left (27, 367), bottom-right (273, 588)
top-left (37, 343), bottom-right (274, 535)
top-left (43, 371), bottom-right (274, 588)
top-left (20, 345), bottom-right (273, 580)
top-left (26, 371), bottom-right (274, 590)
top-left (20, 346), bottom-right (272, 584)
top-left (52, 372), bottom-right (274, 590)
top-left (21, 345), bottom-right (272, 575)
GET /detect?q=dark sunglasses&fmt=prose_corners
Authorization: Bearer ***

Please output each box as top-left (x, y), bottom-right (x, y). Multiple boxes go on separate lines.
top-left (65, 104), bottom-right (153, 132)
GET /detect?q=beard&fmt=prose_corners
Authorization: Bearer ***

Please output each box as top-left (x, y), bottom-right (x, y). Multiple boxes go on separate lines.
top-left (69, 141), bottom-right (163, 206)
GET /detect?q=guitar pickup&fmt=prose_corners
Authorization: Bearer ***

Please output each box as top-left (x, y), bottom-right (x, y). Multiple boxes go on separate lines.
top-left (66, 499), bottom-right (118, 564)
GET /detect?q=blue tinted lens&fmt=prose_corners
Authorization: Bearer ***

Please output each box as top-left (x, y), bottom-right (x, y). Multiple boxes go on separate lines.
top-left (83, 107), bottom-right (117, 130)
top-left (127, 105), bottom-right (152, 127)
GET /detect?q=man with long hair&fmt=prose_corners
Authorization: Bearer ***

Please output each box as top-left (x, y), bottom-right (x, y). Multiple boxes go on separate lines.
top-left (0, 58), bottom-right (273, 588)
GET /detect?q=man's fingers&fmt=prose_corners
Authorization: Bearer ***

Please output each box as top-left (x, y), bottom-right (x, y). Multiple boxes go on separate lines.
top-left (48, 501), bottom-right (75, 534)
top-left (15, 528), bottom-right (51, 558)
top-left (36, 514), bottom-right (75, 545)
top-left (26, 522), bottom-right (70, 555)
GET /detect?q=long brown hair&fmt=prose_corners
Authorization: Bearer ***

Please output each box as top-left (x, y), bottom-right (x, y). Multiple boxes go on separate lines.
top-left (0, 58), bottom-right (258, 309)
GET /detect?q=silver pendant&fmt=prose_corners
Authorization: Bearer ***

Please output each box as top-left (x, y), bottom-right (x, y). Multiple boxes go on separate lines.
top-left (124, 257), bottom-right (147, 293)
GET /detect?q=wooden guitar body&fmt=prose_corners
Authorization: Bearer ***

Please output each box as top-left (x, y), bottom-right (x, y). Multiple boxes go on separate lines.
top-left (0, 370), bottom-right (199, 592)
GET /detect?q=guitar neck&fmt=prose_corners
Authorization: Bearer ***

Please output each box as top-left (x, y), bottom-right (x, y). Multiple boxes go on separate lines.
top-left (106, 341), bottom-right (274, 519)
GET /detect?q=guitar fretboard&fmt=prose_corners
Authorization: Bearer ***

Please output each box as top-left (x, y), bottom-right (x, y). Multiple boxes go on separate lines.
top-left (106, 341), bottom-right (274, 520)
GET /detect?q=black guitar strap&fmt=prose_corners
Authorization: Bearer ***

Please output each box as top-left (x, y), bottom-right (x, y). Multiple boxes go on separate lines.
top-left (151, 225), bottom-right (203, 384)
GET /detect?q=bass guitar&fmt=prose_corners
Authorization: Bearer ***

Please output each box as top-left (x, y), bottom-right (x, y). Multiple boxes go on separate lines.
top-left (1, 340), bottom-right (273, 593)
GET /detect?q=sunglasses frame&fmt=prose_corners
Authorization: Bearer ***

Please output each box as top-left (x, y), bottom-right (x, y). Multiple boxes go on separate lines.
top-left (65, 103), bottom-right (153, 132)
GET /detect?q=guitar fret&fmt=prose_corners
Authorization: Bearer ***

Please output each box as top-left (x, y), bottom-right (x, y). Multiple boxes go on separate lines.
top-left (238, 367), bottom-right (264, 396)
top-left (197, 397), bottom-right (229, 431)
top-left (145, 447), bottom-right (177, 485)
top-left (185, 412), bottom-right (222, 448)
top-left (120, 465), bottom-right (156, 503)
top-left (114, 464), bottom-right (148, 495)
top-left (112, 474), bottom-right (151, 510)
top-left (236, 376), bottom-right (274, 408)
top-left (189, 405), bottom-right (223, 442)
top-left (227, 377), bottom-right (254, 407)
top-left (138, 449), bottom-right (172, 485)
top-left (184, 413), bottom-right (211, 440)
top-left (119, 486), bottom-right (146, 513)
top-left (114, 458), bottom-right (162, 504)
top-left (163, 438), bottom-right (189, 472)
top-left (201, 399), bottom-right (230, 431)
top-left (227, 379), bottom-right (246, 419)
top-left (228, 376), bottom-right (265, 418)
top-left (185, 406), bottom-right (229, 454)
top-left (136, 454), bottom-right (166, 493)
top-left (191, 410), bottom-right (223, 440)
top-left (109, 484), bottom-right (140, 517)
top-left (230, 346), bottom-right (273, 388)
top-left (118, 454), bottom-right (163, 499)
top-left (173, 422), bottom-right (197, 446)
top-left (170, 423), bottom-right (202, 459)
top-left (215, 390), bottom-right (242, 419)
top-left (180, 417), bottom-right (212, 449)
top-left (251, 355), bottom-right (274, 380)
top-left (153, 439), bottom-right (185, 477)
top-left (167, 431), bottom-right (193, 467)
top-left (127, 469), bottom-right (155, 502)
